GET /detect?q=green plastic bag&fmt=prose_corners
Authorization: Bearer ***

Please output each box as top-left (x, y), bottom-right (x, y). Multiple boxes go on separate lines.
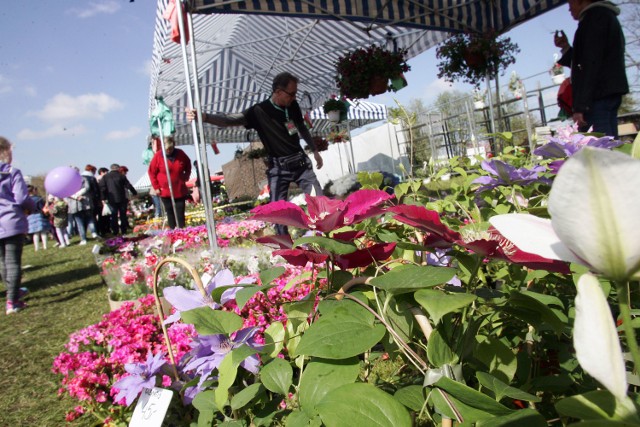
top-left (149, 97), bottom-right (175, 137)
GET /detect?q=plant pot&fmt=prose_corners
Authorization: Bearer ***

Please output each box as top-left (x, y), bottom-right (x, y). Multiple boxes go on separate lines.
top-left (474, 101), bottom-right (485, 109)
top-left (463, 49), bottom-right (486, 69)
top-left (552, 74), bottom-right (565, 85)
top-left (369, 75), bottom-right (389, 96)
top-left (108, 295), bottom-right (172, 314)
top-left (327, 110), bottom-right (341, 123)
top-left (390, 74), bottom-right (408, 91)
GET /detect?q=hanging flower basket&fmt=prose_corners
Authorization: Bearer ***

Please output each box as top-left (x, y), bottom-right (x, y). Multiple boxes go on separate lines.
top-left (323, 95), bottom-right (350, 123)
top-left (327, 110), bottom-right (341, 123)
top-left (369, 75), bottom-right (389, 96)
top-left (436, 31), bottom-right (520, 87)
top-left (335, 45), bottom-right (410, 99)
top-left (462, 49), bottom-right (486, 69)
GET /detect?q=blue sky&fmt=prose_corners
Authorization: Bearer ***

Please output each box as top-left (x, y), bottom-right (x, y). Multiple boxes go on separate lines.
top-left (0, 1), bottom-right (595, 184)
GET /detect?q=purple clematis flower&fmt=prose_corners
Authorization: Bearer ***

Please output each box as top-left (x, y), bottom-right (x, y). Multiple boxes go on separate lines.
top-left (162, 269), bottom-right (256, 324)
top-left (534, 133), bottom-right (623, 160)
top-left (181, 327), bottom-right (261, 390)
top-left (472, 159), bottom-right (549, 192)
top-left (112, 351), bottom-right (166, 406)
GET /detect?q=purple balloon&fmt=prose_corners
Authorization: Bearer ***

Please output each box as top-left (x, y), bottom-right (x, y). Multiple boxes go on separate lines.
top-left (45, 166), bottom-right (82, 198)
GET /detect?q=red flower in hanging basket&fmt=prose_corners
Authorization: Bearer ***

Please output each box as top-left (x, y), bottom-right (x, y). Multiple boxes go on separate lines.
top-left (436, 30), bottom-right (519, 87)
top-left (335, 45), bottom-right (410, 99)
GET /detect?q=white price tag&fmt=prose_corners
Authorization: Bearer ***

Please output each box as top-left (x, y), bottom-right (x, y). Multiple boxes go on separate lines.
top-left (129, 387), bottom-right (173, 427)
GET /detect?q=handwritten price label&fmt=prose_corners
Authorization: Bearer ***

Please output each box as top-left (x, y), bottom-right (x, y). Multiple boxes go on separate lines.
top-left (130, 387), bottom-right (173, 427)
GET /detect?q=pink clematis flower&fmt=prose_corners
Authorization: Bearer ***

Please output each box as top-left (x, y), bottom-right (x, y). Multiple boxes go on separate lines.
top-left (250, 189), bottom-right (394, 234)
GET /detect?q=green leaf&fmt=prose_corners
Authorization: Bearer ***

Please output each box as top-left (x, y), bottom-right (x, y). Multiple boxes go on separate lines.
top-left (214, 345), bottom-right (259, 410)
top-left (286, 410), bottom-right (323, 427)
top-left (263, 321), bottom-right (285, 358)
top-left (476, 372), bottom-right (540, 403)
top-left (293, 236), bottom-right (356, 255)
top-left (394, 385), bottom-right (425, 411)
top-left (181, 306), bottom-right (243, 335)
top-left (230, 383), bottom-right (265, 410)
top-left (414, 289), bottom-right (476, 324)
top-left (284, 299), bottom-right (316, 330)
top-left (555, 390), bottom-right (639, 421)
top-left (503, 290), bottom-right (568, 333)
top-left (475, 409), bottom-right (547, 427)
top-left (431, 377), bottom-right (513, 422)
top-left (474, 336), bottom-right (517, 383)
top-left (259, 266), bottom-right (286, 285)
top-left (235, 285), bottom-right (268, 310)
top-left (369, 265), bottom-right (456, 294)
top-left (192, 389), bottom-right (217, 426)
top-left (299, 357), bottom-right (360, 418)
top-left (426, 327), bottom-right (458, 367)
top-left (295, 305), bottom-right (386, 359)
top-left (316, 383), bottom-right (412, 427)
top-left (260, 358), bottom-right (293, 395)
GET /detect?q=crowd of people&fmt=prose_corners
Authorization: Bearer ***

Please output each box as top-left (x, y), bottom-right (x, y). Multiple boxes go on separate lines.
top-left (24, 163), bottom-right (138, 251)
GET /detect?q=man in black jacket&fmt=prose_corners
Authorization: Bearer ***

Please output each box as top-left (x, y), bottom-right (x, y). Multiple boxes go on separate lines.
top-left (554, 0), bottom-right (629, 137)
top-left (99, 163), bottom-right (137, 236)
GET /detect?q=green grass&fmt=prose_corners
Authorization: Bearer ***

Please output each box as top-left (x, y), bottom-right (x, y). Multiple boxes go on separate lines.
top-left (0, 236), bottom-right (106, 426)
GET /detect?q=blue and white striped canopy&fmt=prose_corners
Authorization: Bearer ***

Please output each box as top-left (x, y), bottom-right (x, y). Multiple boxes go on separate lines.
top-left (149, 0), bottom-right (565, 144)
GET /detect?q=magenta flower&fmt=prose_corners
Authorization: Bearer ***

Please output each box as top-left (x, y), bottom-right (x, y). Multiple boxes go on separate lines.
top-left (250, 189), bottom-right (394, 233)
top-left (111, 351), bottom-right (166, 406)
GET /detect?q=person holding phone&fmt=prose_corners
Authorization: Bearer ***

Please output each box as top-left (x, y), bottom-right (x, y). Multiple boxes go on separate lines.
top-left (554, 0), bottom-right (628, 137)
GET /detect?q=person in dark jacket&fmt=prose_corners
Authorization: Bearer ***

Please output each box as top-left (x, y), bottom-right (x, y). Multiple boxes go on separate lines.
top-left (0, 137), bottom-right (36, 314)
top-left (148, 136), bottom-right (191, 229)
top-left (554, 0), bottom-right (629, 136)
top-left (99, 163), bottom-right (137, 236)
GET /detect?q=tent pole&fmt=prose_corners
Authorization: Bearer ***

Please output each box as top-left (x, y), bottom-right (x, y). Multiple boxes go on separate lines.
top-left (346, 119), bottom-right (356, 174)
top-left (175, 0), bottom-right (218, 251)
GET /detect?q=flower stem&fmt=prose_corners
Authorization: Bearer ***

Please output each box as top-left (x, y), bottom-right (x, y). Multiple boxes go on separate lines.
top-left (616, 281), bottom-right (640, 372)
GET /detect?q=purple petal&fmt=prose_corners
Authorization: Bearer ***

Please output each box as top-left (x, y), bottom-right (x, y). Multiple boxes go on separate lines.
top-left (240, 354), bottom-right (261, 374)
top-left (206, 269), bottom-right (234, 294)
top-left (163, 286), bottom-right (205, 312)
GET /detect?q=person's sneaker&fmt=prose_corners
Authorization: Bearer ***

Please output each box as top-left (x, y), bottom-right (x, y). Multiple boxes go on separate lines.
top-left (6, 300), bottom-right (27, 315)
top-left (91, 233), bottom-right (98, 239)
top-left (18, 287), bottom-right (28, 300)
top-left (79, 240), bottom-right (87, 245)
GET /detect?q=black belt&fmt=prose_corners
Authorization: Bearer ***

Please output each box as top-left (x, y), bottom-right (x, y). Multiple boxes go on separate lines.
top-left (269, 152), bottom-right (307, 170)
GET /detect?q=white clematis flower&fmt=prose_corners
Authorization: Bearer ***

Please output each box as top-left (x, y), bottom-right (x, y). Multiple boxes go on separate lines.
top-left (574, 274), bottom-right (628, 401)
top-left (490, 147), bottom-right (640, 282)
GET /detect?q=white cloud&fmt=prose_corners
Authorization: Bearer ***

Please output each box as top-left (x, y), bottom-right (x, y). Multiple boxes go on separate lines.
top-left (422, 78), bottom-right (463, 104)
top-left (68, 1), bottom-right (120, 18)
top-left (105, 127), bottom-right (141, 140)
top-left (32, 92), bottom-right (123, 123)
top-left (0, 74), bottom-right (12, 95)
top-left (17, 125), bottom-right (87, 140)
top-left (139, 59), bottom-right (154, 77)
top-left (24, 86), bottom-right (37, 97)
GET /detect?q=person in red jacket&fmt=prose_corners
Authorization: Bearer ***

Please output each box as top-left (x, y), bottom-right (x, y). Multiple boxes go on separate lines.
top-left (148, 136), bottom-right (191, 229)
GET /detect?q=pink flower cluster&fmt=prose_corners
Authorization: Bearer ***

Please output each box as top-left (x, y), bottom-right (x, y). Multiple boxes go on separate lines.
top-left (216, 219), bottom-right (267, 246)
top-left (52, 295), bottom-right (195, 424)
top-left (228, 265), bottom-right (325, 343)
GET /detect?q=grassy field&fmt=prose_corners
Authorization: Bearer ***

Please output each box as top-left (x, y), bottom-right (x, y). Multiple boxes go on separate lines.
top-left (0, 237), bottom-right (106, 426)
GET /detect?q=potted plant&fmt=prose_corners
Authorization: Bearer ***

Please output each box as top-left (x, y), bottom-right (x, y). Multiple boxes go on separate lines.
top-left (436, 31), bottom-right (520, 87)
top-left (327, 128), bottom-right (350, 143)
top-left (508, 71), bottom-right (523, 99)
top-left (550, 63), bottom-right (566, 85)
top-left (335, 45), bottom-right (410, 99)
top-left (322, 95), bottom-right (350, 123)
top-left (473, 88), bottom-right (486, 109)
